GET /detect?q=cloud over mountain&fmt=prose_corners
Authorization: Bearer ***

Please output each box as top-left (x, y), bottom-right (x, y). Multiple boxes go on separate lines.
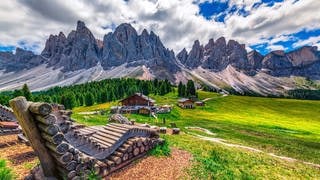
top-left (0, 0), bottom-right (319, 55)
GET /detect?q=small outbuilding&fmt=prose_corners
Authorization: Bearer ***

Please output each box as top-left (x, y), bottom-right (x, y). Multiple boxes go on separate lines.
top-left (120, 93), bottom-right (155, 106)
top-left (195, 101), bottom-right (205, 106)
top-left (178, 98), bottom-right (194, 109)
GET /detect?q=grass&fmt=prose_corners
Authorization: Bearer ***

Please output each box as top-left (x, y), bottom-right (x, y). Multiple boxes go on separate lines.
top-left (0, 160), bottom-right (13, 180)
top-left (148, 137), bottom-right (171, 157)
top-left (72, 91), bottom-right (320, 178)
top-left (168, 134), bottom-right (320, 179)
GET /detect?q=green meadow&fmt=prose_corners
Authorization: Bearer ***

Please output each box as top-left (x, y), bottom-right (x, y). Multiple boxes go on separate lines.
top-left (72, 91), bottom-right (320, 178)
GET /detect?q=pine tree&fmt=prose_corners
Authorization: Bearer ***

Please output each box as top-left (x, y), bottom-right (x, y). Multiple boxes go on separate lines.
top-left (186, 80), bottom-right (196, 96)
top-left (181, 84), bottom-right (186, 97)
top-left (178, 81), bottom-right (183, 97)
top-left (22, 84), bottom-right (32, 100)
top-left (85, 93), bottom-right (94, 106)
top-left (159, 83), bottom-right (166, 96)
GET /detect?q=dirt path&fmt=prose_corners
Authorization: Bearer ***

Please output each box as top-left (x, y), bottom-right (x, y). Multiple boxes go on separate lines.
top-left (186, 126), bottom-right (320, 169)
top-left (0, 135), bottom-right (38, 179)
top-left (109, 148), bottom-right (192, 180)
top-left (203, 94), bottom-right (228, 102)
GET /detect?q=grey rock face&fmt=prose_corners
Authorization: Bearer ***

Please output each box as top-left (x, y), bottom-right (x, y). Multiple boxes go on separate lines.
top-left (180, 37), bottom-right (250, 72)
top-left (196, 37), bottom-right (252, 71)
top-left (43, 21), bottom-right (100, 71)
top-left (261, 50), bottom-right (293, 76)
top-left (177, 48), bottom-right (188, 65)
top-left (101, 24), bottom-right (179, 80)
top-left (247, 50), bottom-right (263, 70)
top-left (0, 48), bottom-right (45, 72)
top-left (261, 46), bottom-right (320, 77)
top-left (185, 40), bottom-right (203, 68)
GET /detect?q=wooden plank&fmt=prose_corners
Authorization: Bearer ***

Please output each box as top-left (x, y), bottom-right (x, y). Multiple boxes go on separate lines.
top-left (93, 132), bottom-right (117, 144)
top-left (90, 135), bottom-right (113, 147)
top-left (9, 97), bottom-right (56, 177)
top-left (109, 123), bottom-right (131, 130)
top-left (108, 124), bottom-right (130, 131)
top-left (103, 126), bottom-right (127, 134)
top-left (87, 127), bottom-right (123, 140)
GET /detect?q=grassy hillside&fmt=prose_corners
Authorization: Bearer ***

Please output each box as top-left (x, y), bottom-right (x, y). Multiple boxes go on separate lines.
top-left (72, 91), bottom-right (320, 178)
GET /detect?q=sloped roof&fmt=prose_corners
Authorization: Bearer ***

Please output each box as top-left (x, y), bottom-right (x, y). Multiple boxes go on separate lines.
top-left (178, 98), bottom-right (193, 103)
top-left (120, 93), bottom-right (156, 103)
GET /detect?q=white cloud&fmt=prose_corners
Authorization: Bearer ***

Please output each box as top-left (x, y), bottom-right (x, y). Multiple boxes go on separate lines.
top-left (293, 36), bottom-right (320, 48)
top-left (0, 0), bottom-right (319, 54)
top-left (267, 44), bottom-right (285, 51)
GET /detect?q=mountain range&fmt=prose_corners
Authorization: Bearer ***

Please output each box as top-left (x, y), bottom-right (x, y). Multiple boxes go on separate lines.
top-left (0, 21), bottom-right (319, 95)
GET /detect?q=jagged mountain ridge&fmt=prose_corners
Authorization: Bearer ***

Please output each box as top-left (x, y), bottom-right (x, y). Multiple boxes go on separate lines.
top-left (177, 38), bottom-right (320, 78)
top-left (0, 21), bottom-right (319, 95)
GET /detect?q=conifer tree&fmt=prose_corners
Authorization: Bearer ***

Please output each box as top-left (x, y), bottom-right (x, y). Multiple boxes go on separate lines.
top-left (186, 80), bottom-right (196, 96)
top-left (85, 93), bottom-right (94, 106)
top-left (178, 81), bottom-right (183, 97)
top-left (22, 84), bottom-right (32, 100)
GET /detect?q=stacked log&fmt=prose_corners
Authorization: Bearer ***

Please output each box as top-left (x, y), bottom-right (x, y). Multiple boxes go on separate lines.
top-left (98, 137), bottom-right (158, 177)
top-left (10, 97), bottom-right (162, 179)
top-left (0, 104), bottom-right (21, 136)
top-left (0, 104), bottom-right (16, 121)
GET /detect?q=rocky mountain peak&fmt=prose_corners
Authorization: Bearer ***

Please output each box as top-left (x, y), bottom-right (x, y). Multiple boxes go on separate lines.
top-left (76, 20), bottom-right (87, 31)
top-left (141, 29), bottom-right (149, 37)
top-left (114, 23), bottom-right (138, 44)
top-left (271, 50), bottom-right (285, 56)
top-left (287, 46), bottom-right (319, 66)
top-left (58, 32), bottom-right (66, 38)
top-left (215, 37), bottom-right (226, 47)
top-left (177, 40), bottom-right (204, 69)
top-left (204, 38), bottom-right (214, 55)
top-left (247, 50), bottom-right (263, 70)
top-left (177, 48), bottom-right (188, 64)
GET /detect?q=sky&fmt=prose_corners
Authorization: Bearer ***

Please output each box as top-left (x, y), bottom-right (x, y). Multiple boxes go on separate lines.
top-left (0, 0), bottom-right (319, 55)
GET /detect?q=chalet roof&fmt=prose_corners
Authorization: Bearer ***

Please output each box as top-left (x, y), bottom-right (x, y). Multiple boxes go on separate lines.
top-left (178, 98), bottom-right (193, 103)
top-left (120, 93), bottom-right (156, 103)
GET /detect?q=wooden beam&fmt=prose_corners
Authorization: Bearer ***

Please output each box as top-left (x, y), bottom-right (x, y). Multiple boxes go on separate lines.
top-left (9, 96), bottom-right (57, 177)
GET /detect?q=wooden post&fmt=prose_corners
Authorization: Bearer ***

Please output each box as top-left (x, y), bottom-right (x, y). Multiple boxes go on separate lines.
top-left (9, 97), bottom-right (57, 178)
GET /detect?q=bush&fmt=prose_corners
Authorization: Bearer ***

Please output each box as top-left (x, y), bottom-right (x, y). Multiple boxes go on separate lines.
top-left (148, 138), bottom-right (171, 157)
top-left (0, 159), bottom-right (13, 180)
top-left (87, 169), bottom-right (101, 180)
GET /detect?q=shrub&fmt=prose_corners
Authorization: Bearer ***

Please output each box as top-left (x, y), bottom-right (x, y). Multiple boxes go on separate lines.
top-left (148, 138), bottom-right (171, 157)
top-left (0, 159), bottom-right (13, 180)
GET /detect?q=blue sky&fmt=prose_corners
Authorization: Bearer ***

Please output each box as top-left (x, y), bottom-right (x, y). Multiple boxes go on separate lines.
top-left (0, 0), bottom-right (319, 56)
top-left (198, 0), bottom-right (320, 55)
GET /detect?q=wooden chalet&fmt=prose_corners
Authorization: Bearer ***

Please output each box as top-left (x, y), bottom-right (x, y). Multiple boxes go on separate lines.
top-left (138, 107), bottom-right (152, 115)
top-left (178, 98), bottom-right (194, 109)
top-left (120, 93), bottom-right (155, 106)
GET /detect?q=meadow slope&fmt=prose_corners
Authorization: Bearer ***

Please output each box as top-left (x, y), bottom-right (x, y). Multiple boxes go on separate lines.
top-left (72, 91), bottom-right (320, 179)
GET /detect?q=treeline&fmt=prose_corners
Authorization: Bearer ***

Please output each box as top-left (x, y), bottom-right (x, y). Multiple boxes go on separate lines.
top-left (0, 78), bottom-right (173, 109)
top-left (177, 80), bottom-right (196, 97)
top-left (287, 89), bottom-right (320, 100)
